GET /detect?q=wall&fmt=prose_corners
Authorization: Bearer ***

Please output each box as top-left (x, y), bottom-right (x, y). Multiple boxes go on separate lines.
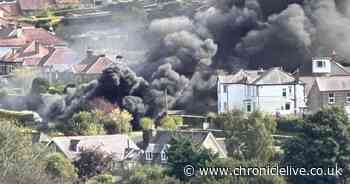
top-left (218, 82), bottom-right (305, 115)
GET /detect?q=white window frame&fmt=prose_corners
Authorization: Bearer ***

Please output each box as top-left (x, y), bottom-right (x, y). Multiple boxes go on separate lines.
top-left (285, 103), bottom-right (291, 111)
top-left (145, 152), bottom-right (153, 161)
top-left (317, 60), bottom-right (325, 68)
top-left (346, 93), bottom-right (350, 103)
top-left (282, 88), bottom-right (287, 97)
top-left (161, 151), bottom-right (167, 161)
top-left (246, 102), bottom-right (252, 113)
top-left (328, 93), bottom-right (335, 104)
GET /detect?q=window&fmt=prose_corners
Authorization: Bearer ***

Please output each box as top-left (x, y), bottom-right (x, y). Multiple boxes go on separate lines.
top-left (161, 151), bottom-right (167, 161)
top-left (282, 88), bottom-right (287, 97)
top-left (285, 103), bottom-right (291, 110)
top-left (223, 85), bottom-right (227, 93)
top-left (328, 93), bottom-right (335, 104)
top-left (145, 152), bottom-right (153, 161)
top-left (347, 93), bottom-right (350, 103)
top-left (317, 60), bottom-right (325, 68)
top-left (246, 102), bottom-right (252, 112)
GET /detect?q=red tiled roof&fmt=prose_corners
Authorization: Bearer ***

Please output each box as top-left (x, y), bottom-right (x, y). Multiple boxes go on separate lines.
top-left (72, 55), bottom-right (113, 74)
top-left (18, 0), bottom-right (52, 11)
top-left (0, 2), bottom-right (20, 17)
top-left (22, 57), bottom-right (42, 66)
top-left (0, 37), bottom-right (25, 47)
top-left (22, 27), bottom-right (65, 46)
top-left (85, 56), bottom-right (113, 74)
top-left (1, 41), bottom-right (49, 66)
top-left (42, 47), bottom-right (79, 66)
top-left (72, 64), bottom-right (87, 73)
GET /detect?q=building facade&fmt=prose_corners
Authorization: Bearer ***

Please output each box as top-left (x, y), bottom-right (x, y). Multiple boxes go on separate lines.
top-left (217, 67), bottom-right (306, 116)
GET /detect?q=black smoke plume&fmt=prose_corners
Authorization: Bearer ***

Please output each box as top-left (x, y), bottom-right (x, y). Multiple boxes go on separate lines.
top-left (48, 0), bottom-right (350, 122)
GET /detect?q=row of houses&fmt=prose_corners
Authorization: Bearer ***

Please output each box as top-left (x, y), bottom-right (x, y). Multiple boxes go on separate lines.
top-left (217, 55), bottom-right (350, 116)
top-left (42, 129), bottom-right (227, 168)
top-left (0, 22), bottom-right (115, 83)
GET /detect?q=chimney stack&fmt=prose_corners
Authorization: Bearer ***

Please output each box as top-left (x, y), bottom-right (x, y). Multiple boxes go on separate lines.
top-left (34, 40), bottom-right (40, 54)
top-left (86, 48), bottom-right (94, 58)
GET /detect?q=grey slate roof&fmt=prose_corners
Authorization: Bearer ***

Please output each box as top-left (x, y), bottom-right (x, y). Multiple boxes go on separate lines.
top-left (218, 67), bottom-right (298, 85)
top-left (315, 76), bottom-right (350, 92)
top-left (146, 130), bottom-right (210, 153)
top-left (51, 134), bottom-right (140, 161)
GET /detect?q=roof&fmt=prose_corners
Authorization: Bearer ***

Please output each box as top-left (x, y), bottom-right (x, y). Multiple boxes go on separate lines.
top-left (18, 0), bottom-right (52, 11)
top-left (0, 37), bottom-right (25, 47)
top-left (0, 27), bottom-right (65, 47)
top-left (21, 27), bottom-right (65, 46)
top-left (147, 130), bottom-right (211, 153)
top-left (1, 41), bottom-right (50, 66)
top-left (315, 76), bottom-right (350, 92)
top-left (51, 134), bottom-right (140, 161)
top-left (71, 54), bottom-right (113, 74)
top-left (0, 2), bottom-right (20, 17)
top-left (217, 69), bottom-right (262, 84)
top-left (253, 67), bottom-right (297, 85)
top-left (218, 67), bottom-right (298, 85)
top-left (299, 59), bottom-right (350, 76)
top-left (40, 46), bottom-right (80, 71)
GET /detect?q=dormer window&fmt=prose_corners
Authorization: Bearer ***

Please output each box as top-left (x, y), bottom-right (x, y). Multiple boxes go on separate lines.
top-left (145, 152), bottom-right (153, 161)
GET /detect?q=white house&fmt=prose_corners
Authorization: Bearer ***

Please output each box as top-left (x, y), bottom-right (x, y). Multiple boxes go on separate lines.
top-left (217, 67), bottom-right (306, 116)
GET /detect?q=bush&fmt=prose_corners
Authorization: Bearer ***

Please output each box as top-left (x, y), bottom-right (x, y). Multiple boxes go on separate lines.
top-left (71, 111), bottom-right (105, 136)
top-left (104, 109), bottom-right (133, 134)
top-left (87, 174), bottom-right (116, 184)
top-left (140, 117), bottom-right (154, 130)
top-left (160, 116), bottom-right (183, 130)
top-left (74, 148), bottom-right (113, 179)
top-left (30, 77), bottom-right (49, 94)
top-left (277, 116), bottom-right (304, 133)
top-left (45, 153), bottom-right (77, 181)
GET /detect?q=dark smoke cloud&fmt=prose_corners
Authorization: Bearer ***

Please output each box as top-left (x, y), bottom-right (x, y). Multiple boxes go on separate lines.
top-left (46, 0), bottom-right (350, 121)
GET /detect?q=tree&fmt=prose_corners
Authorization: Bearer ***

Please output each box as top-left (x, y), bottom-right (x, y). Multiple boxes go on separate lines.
top-left (0, 120), bottom-right (55, 184)
top-left (71, 111), bottom-right (105, 136)
top-left (140, 117), bottom-right (155, 130)
top-left (167, 136), bottom-right (217, 181)
top-left (126, 164), bottom-right (180, 184)
top-left (214, 110), bottom-right (276, 161)
top-left (74, 148), bottom-right (113, 179)
top-left (104, 109), bottom-right (133, 134)
top-left (87, 174), bottom-right (116, 184)
top-left (283, 107), bottom-right (350, 184)
top-left (160, 116), bottom-right (183, 130)
top-left (45, 153), bottom-right (77, 182)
